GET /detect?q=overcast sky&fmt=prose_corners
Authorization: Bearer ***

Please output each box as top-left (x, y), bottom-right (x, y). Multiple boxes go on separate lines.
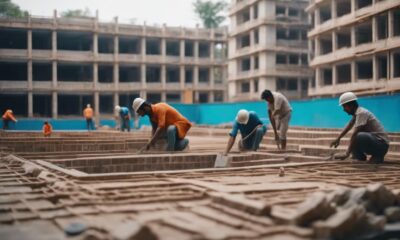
top-left (13, 0), bottom-right (229, 27)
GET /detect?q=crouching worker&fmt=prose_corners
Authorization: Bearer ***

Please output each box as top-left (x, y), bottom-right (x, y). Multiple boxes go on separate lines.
top-left (133, 98), bottom-right (191, 151)
top-left (43, 121), bottom-right (52, 137)
top-left (2, 109), bottom-right (17, 130)
top-left (115, 105), bottom-right (131, 132)
top-left (330, 92), bottom-right (390, 163)
top-left (223, 109), bottom-right (267, 155)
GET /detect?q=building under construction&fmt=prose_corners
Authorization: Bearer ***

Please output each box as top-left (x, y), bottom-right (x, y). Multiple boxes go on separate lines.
top-left (307, 0), bottom-right (400, 97)
top-left (227, 0), bottom-right (312, 101)
top-left (0, 11), bottom-right (227, 119)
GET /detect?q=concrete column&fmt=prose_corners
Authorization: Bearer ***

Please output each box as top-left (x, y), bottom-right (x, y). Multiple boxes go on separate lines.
top-left (389, 51), bottom-right (394, 80)
top-left (28, 92), bottom-right (33, 118)
top-left (315, 9), bottom-right (320, 26)
top-left (332, 64), bottom-right (337, 85)
top-left (161, 92), bottom-right (166, 102)
top-left (372, 54), bottom-right (378, 84)
top-left (351, 0), bottom-right (356, 13)
top-left (52, 91), bottom-right (57, 119)
top-left (315, 38), bottom-right (320, 56)
top-left (52, 61), bottom-right (57, 88)
top-left (315, 68), bottom-right (321, 90)
top-left (209, 41), bottom-right (214, 60)
top-left (52, 31), bottom-right (57, 58)
top-left (180, 66), bottom-right (185, 89)
top-left (331, 0), bottom-right (337, 19)
top-left (351, 26), bottom-right (356, 47)
top-left (93, 33), bottom-right (98, 57)
top-left (27, 60), bottom-right (32, 90)
top-left (93, 63), bottom-right (98, 88)
top-left (114, 93), bottom-right (119, 108)
top-left (161, 38), bottom-right (166, 57)
top-left (210, 67), bottom-right (215, 88)
top-left (180, 39), bottom-right (185, 61)
top-left (94, 91), bottom-right (99, 125)
top-left (388, 10), bottom-right (394, 37)
top-left (194, 41), bottom-right (199, 59)
top-left (372, 16), bottom-right (377, 42)
top-left (141, 64), bottom-right (146, 89)
top-left (194, 66), bottom-right (199, 87)
top-left (351, 61), bottom-right (356, 83)
top-left (27, 30), bottom-right (32, 58)
top-left (250, 79), bottom-right (255, 94)
top-left (113, 63), bottom-right (119, 86)
top-left (161, 64), bottom-right (166, 89)
top-left (332, 31), bottom-right (337, 51)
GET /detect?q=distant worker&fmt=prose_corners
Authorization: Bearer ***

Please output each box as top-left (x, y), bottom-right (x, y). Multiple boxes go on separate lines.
top-left (115, 105), bottom-right (131, 132)
top-left (2, 109), bottom-right (17, 130)
top-left (83, 104), bottom-right (95, 131)
top-left (261, 90), bottom-right (292, 150)
top-left (43, 121), bottom-right (52, 137)
top-left (330, 92), bottom-right (389, 163)
top-left (133, 98), bottom-right (191, 151)
top-left (223, 109), bottom-right (267, 155)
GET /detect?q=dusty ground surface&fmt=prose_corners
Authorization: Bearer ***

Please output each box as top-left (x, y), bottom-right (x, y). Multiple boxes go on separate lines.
top-left (0, 126), bottom-right (399, 239)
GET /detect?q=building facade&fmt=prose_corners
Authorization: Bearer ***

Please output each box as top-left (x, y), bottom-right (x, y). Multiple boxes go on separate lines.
top-left (0, 11), bottom-right (227, 119)
top-left (307, 0), bottom-right (400, 97)
top-left (228, 0), bottom-right (312, 101)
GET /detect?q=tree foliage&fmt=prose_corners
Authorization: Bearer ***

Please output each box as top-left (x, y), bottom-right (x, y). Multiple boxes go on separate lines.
top-left (0, 0), bottom-right (28, 18)
top-left (61, 7), bottom-right (92, 18)
top-left (193, 0), bottom-right (228, 28)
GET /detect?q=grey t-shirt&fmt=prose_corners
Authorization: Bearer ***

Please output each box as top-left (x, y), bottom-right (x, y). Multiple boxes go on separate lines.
top-left (268, 92), bottom-right (292, 118)
top-left (354, 107), bottom-right (389, 144)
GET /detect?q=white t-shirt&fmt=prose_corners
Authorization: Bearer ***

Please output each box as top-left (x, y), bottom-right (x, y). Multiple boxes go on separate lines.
top-left (268, 92), bottom-right (292, 118)
top-left (354, 107), bottom-right (389, 144)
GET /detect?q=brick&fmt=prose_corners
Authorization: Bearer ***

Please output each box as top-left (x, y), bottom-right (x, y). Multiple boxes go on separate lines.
top-left (293, 192), bottom-right (335, 226)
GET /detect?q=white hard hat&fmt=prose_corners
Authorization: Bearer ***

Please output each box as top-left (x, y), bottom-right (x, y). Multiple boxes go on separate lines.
top-left (132, 98), bottom-right (145, 112)
top-left (114, 105), bottom-right (121, 112)
top-left (236, 109), bottom-right (250, 124)
top-left (339, 92), bottom-right (358, 106)
top-left (86, 104), bottom-right (91, 108)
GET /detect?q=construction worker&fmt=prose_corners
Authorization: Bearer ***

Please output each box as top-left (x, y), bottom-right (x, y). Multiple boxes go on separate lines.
top-left (224, 109), bottom-right (267, 155)
top-left (42, 121), bottom-right (52, 137)
top-left (261, 90), bottom-right (292, 150)
top-left (115, 105), bottom-right (131, 132)
top-left (330, 92), bottom-right (390, 163)
top-left (2, 109), bottom-right (17, 130)
top-left (132, 98), bottom-right (191, 151)
top-left (83, 104), bottom-right (95, 131)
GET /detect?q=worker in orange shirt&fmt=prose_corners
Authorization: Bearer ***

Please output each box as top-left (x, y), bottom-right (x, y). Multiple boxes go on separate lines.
top-left (83, 104), bottom-right (95, 131)
top-left (43, 121), bottom-right (52, 137)
top-left (132, 98), bottom-right (191, 151)
top-left (2, 109), bottom-right (17, 130)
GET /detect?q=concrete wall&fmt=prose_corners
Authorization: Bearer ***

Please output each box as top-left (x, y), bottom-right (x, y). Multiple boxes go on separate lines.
top-left (2, 94), bottom-right (400, 132)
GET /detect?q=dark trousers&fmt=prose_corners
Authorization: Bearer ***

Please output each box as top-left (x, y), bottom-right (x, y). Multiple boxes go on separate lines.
top-left (120, 118), bottom-right (130, 132)
top-left (2, 119), bottom-right (10, 130)
top-left (352, 132), bottom-right (389, 163)
top-left (86, 118), bottom-right (95, 130)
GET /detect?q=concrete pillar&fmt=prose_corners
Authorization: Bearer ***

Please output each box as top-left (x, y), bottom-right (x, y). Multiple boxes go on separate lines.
top-left (250, 79), bottom-right (255, 94)
top-left (94, 91), bottom-right (99, 125)
top-left (315, 38), bottom-right (321, 56)
top-left (332, 64), bottom-right (337, 85)
top-left (93, 33), bottom-right (98, 57)
top-left (210, 67), bottom-right (215, 88)
top-left (331, 0), bottom-right (337, 19)
top-left (141, 64), bottom-right (146, 89)
top-left (351, 61), bottom-right (356, 83)
top-left (351, 0), bottom-right (356, 13)
top-left (372, 16), bottom-right (377, 42)
top-left (194, 41), bottom-right (199, 59)
top-left (113, 63), bottom-right (119, 86)
top-left (388, 10), bottom-right (394, 38)
top-left (315, 9), bottom-right (320, 26)
top-left (52, 61), bottom-right (57, 88)
top-left (332, 31), bottom-right (337, 51)
top-left (351, 26), bottom-right (356, 47)
top-left (315, 68), bottom-right (321, 90)
top-left (161, 38), bottom-right (166, 56)
top-left (161, 64), bottom-right (166, 89)
top-left (180, 66), bottom-right (185, 89)
top-left (209, 41), bottom-right (214, 60)
top-left (27, 30), bottom-right (32, 58)
top-left (389, 51), bottom-right (394, 80)
top-left (28, 92), bottom-right (33, 118)
top-left (93, 63), bottom-right (98, 88)
top-left (52, 91), bottom-right (57, 119)
top-left (161, 92), bottom-right (166, 102)
top-left (52, 31), bottom-right (57, 58)
top-left (372, 54), bottom-right (378, 84)
top-left (194, 66), bottom-right (199, 87)
top-left (180, 39), bottom-right (185, 60)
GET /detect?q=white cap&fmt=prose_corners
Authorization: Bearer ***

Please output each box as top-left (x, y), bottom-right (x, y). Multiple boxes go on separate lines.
top-left (86, 104), bottom-right (91, 108)
top-left (114, 105), bottom-right (121, 112)
top-left (132, 98), bottom-right (145, 112)
top-left (236, 109), bottom-right (250, 124)
top-left (339, 92), bottom-right (357, 106)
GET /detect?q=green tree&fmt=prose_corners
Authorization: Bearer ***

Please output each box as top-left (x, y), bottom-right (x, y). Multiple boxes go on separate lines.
top-left (0, 0), bottom-right (28, 18)
top-left (193, 0), bottom-right (228, 28)
top-left (61, 7), bottom-right (91, 18)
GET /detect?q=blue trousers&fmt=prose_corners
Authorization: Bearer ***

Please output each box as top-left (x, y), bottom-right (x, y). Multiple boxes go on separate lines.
top-left (352, 132), bottom-right (389, 163)
top-left (86, 119), bottom-right (95, 131)
top-left (120, 119), bottom-right (130, 132)
top-left (166, 125), bottom-right (189, 151)
top-left (240, 126), bottom-right (267, 151)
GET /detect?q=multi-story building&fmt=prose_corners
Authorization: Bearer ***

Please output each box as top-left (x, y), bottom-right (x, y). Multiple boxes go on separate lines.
top-left (228, 0), bottom-right (312, 101)
top-left (0, 11), bottom-right (227, 119)
top-left (307, 0), bottom-right (400, 97)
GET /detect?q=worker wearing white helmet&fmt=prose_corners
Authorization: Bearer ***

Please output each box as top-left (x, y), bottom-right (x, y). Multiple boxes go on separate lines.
top-left (330, 92), bottom-right (389, 163)
top-left (223, 109), bottom-right (267, 155)
top-left (115, 105), bottom-right (131, 132)
top-left (2, 109), bottom-right (17, 130)
top-left (133, 98), bottom-right (191, 151)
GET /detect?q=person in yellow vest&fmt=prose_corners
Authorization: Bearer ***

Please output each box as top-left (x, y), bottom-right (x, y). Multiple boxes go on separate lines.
top-left (43, 121), bottom-right (52, 137)
top-left (2, 109), bottom-right (17, 130)
top-left (83, 104), bottom-right (95, 131)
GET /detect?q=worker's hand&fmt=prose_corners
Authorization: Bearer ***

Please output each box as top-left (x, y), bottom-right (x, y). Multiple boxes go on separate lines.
top-left (330, 138), bottom-right (340, 148)
top-left (334, 153), bottom-right (349, 160)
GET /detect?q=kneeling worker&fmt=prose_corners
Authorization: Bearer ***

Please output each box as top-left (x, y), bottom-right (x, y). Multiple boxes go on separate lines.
top-left (224, 109), bottom-right (266, 155)
top-left (133, 98), bottom-right (191, 151)
top-left (115, 105), bottom-right (131, 132)
top-left (43, 121), bottom-right (52, 137)
top-left (330, 92), bottom-right (390, 163)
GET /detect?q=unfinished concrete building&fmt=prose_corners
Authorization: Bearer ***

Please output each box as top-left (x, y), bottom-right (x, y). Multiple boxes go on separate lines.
top-left (0, 12), bottom-right (227, 119)
top-left (307, 0), bottom-right (400, 97)
top-left (228, 0), bottom-right (312, 101)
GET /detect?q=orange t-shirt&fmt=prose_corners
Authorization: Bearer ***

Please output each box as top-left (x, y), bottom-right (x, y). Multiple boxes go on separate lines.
top-left (43, 123), bottom-right (52, 136)
top-left (150, 103), bottom-right (192, 139)
top-left (83, 107), bottom-right (93, 119)
top-left (2, 110), bottom-right (16, 122)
